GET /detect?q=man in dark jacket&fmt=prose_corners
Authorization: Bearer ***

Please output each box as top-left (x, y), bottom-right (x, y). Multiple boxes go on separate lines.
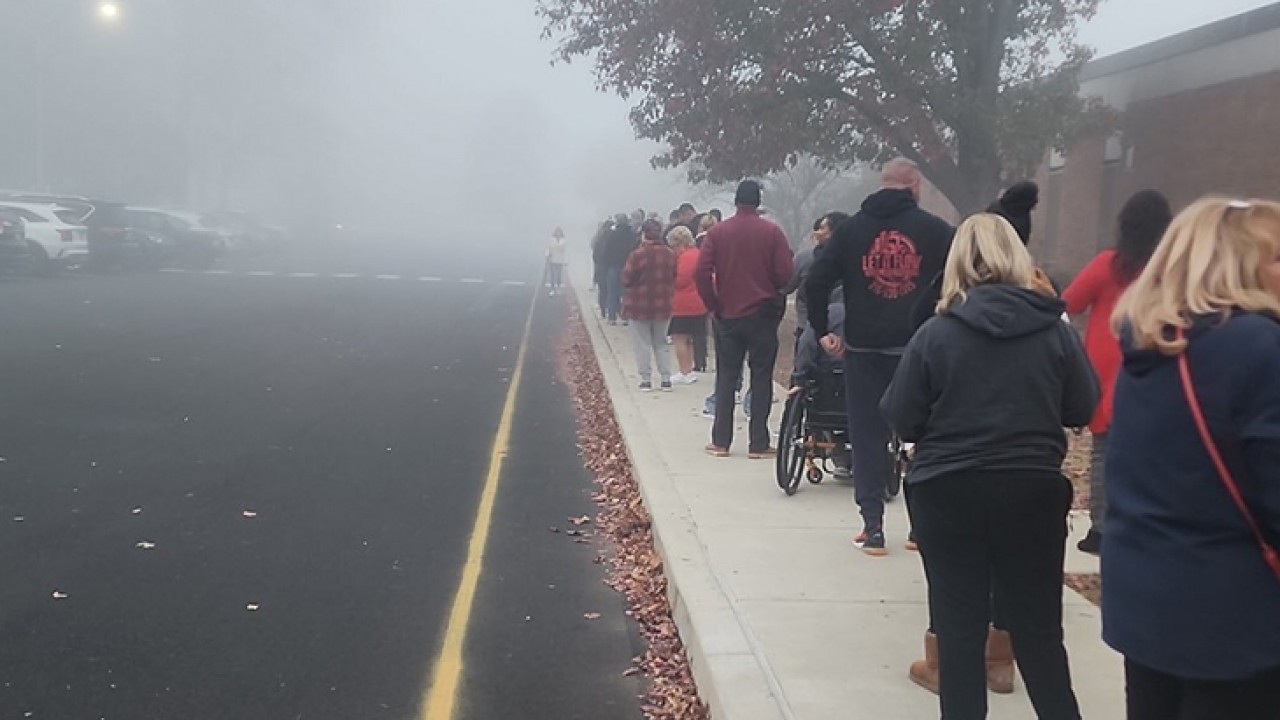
top-left (806, 158), bottom-right (954, 555)
top-left (602, 214), bottom-right (638, 324)
top-left (697, 180), bottom-right (794, 457)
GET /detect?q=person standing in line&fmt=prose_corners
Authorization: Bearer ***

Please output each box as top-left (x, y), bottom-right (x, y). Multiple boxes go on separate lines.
top-left (622, 219), bottom-right (678, 392)
top-left (603, 214), bottom-right (638, 324)
top-left (696, 180), bottom-right (794, 458)
top-left (546, 227), bottom-right (568, 296)
top-left (667, 225), bottom-right (706, 385)
top-left (1104, 197), bottom-right (1280, 720)
top-left (806, 158), bottom-right (954, 555)
top-left (692, 213), bottom-right (718, 373)
top-left (591, 219), bottom-right (614, 315)
top-left (1062, 190), bottom-right (1173, 556)
top-left (785, 211), bottom-right (850, 340)
top-left (882, 213), bottom-right (1098, 720)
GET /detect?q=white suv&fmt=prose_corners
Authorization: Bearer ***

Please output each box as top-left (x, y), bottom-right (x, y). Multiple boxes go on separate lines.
top-left (0, 202), bottom-right (90, 273)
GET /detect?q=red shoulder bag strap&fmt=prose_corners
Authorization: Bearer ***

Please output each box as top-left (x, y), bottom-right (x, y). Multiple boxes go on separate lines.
top-left (1176, 327), bottom-right (1280, 583)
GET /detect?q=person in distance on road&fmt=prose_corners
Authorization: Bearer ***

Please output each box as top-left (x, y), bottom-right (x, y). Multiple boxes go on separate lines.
top-left (546, 227), bottom-right (568, 296)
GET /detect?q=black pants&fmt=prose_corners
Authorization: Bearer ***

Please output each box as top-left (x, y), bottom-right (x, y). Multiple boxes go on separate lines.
top-left (1126, 660), bottom-right (1280, 720)
top-left (842, 351), bottom-right (901, 530)
top-left (692, 315), bottom-right (708, 371)
top-left (913, 472), bottom-right (1080, 720)
top-left (712, 308), bottom-right (781, 453)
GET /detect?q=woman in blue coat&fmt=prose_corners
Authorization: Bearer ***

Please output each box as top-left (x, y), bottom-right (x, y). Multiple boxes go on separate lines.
top-left (1105, 197), bottom-right (1280, 719)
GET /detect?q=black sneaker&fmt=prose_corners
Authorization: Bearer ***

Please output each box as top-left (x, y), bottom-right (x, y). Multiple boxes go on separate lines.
top-left (660, 380), bottom-right (673, 392)
top-left (861, 527), bottom-right (887, 557)
top-left (638, 381), bottom-right (653, 393)
top-left (1077, 529), bottom-right (1102, 556)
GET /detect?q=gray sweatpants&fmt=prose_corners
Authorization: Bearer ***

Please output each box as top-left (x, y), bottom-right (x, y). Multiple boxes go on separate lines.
top-left (1089, 432), bottom-right (1108, 532)
top-left (629, 318), bottom-right (674, 383)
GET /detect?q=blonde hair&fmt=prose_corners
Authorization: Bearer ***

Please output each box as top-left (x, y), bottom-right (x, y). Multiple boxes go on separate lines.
top-left (698, 215), bottom-right (717, 233)
top-left (667, 225), bottom-right (696, 251)
top-left (1112, 197), bottom-right (1280, 355)
top-left (937, 213), bottom-right (1035, 314)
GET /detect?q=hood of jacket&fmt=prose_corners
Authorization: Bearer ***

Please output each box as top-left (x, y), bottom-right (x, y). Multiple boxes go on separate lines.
top-left (948, 284), bottom-right (1066, 339)
top-left (860, 188), bottom-right (919, 220)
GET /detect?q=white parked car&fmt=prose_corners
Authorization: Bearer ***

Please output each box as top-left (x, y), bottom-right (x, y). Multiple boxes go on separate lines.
top-left (0, 202), bottom-right (90, 273)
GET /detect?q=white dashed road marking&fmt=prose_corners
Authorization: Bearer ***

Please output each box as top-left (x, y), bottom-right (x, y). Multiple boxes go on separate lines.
top-left (158, 270), bottom-right (530, 286)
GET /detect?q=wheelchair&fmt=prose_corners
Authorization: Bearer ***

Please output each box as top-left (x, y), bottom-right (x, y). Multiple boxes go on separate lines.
top-left (775, 367), bottom-right (909, 498)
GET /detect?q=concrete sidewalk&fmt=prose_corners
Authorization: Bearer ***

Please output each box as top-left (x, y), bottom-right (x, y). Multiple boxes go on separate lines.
top-left (567, 263), bottom-right (1123, 720)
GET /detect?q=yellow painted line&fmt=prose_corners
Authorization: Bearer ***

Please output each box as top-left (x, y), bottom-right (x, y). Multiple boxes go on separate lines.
top-left (418, 288), bottom-right (539, 720)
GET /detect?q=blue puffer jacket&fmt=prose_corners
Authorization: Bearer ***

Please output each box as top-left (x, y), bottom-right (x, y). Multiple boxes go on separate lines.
top-left (1102, 311), bottom-right (1280, 679)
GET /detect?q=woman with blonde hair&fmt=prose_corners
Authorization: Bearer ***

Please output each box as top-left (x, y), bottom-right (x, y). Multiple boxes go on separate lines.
top-left (882, 213), bottom-right (1098, 719)
top-left (667, 225), bottom-right (707, 384)
top-left (1104, 198), bottom-right (1280, 719)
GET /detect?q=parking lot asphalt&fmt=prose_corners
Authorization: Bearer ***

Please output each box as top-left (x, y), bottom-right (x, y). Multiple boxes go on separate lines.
top-left (0, 240), bottom-right (641, 720)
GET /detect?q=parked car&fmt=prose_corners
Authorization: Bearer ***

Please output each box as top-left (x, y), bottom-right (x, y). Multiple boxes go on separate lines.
top-left (200, 209), bottom-right (288, 252)
top-left (0, 202), bottom-right (90, 273)
top-left (0, 208), bottom-right (30, 272)
top-left (122, 207), bottom-right (227, 268)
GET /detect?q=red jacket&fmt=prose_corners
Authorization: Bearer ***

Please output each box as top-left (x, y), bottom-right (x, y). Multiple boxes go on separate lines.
top-left (672, 248), bottom-right (707, 318)
top-left (1063, 249), bottom-right (1129, 435)
top-left (695, 208), bottom-right (794, 320)
top-left (622, 240), bottom-right (676, 321)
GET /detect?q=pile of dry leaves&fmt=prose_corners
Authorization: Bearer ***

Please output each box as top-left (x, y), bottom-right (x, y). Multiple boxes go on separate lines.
top-left (556, 304), bottom-right (710, 720)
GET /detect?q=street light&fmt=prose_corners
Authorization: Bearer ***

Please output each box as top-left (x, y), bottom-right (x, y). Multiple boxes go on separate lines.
top-left (98, 2), bottom-right (121, 22)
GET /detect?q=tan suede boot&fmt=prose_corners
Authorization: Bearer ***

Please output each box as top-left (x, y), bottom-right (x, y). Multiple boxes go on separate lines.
top-left (909, 631), bottom-right (940, 694)
top-left (985, 628), bottom-right (1016, 694)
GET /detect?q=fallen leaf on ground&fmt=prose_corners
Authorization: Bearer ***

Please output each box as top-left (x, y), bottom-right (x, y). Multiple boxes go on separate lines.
top-left (242, 510), bottom-right (258, 519)
top-left (51, 591), bottom-right (69, 600)
top-left (246, 603), bottom-right (261, 612)
top-left (583, 612), bottom-right (602, 620)
top-left (570, 515), bottom-right (592, 526)
top-left (135, 541), bottom-right (157, 550)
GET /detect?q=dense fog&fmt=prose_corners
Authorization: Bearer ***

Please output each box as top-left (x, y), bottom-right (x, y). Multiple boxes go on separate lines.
top-left (0, 0), bottom-right (696, 246)
top-left (0, 0), bottom-right (1270, 248)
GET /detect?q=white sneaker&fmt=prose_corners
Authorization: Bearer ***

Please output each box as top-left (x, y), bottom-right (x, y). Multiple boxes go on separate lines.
top-left (674, 372), bottom-right (698, 385)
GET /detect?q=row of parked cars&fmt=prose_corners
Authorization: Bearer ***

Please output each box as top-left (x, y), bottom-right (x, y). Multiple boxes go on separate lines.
top-left (0, 191), bottom-right (288, 275)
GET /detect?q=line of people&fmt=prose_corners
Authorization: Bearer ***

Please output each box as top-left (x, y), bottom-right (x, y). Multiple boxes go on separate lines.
top-left (791, 160), bottom-right (1278, 720)
top-left (586, 157), bottom-right (1279, 719)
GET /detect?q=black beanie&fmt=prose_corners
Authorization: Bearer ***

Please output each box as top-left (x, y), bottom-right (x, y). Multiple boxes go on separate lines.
top-left (987, 181), bottom-right (1039, 245)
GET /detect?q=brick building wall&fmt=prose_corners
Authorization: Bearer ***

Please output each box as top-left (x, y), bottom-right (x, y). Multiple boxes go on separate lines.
top-left (1037, 69), bottom-right (1280, 283)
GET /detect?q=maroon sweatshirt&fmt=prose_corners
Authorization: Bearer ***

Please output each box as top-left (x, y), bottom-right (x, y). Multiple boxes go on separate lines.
top-left (695, 208), bottom-right (794, 320)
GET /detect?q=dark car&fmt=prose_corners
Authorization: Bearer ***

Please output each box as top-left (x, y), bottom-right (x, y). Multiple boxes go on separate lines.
top-left (0, 208), bottom-right (31, 272)
top-left (121, 208), bottom-right (226, 268)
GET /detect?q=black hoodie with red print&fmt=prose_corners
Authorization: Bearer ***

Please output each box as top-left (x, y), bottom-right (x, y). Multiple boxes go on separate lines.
top-left (806, 189), bottom-right (954, 350)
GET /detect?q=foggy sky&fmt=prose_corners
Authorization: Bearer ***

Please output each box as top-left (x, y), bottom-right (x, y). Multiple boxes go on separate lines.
top-left (1, 0), bottom-right (1271, 242)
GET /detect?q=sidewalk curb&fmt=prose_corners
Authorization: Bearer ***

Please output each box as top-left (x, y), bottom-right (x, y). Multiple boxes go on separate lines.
top-left (568, 272), bottom-right (790, 720)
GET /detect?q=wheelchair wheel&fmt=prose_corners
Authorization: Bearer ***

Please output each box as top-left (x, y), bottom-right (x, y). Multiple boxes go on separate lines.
top-left (776, 394), bottom-right (807, 496)
top-left (886, 436), bottom-right (909, 499)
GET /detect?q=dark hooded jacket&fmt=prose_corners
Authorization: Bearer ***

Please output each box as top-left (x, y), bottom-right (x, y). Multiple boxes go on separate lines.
top-left (807, 189), bottom-right (954, 350)
top-left (1102, 311), bottom-right (1280, 680)
top-left (602, 221), bottom-right (639, 268)
top-left (880, 284), bottom-right (1098, 485)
